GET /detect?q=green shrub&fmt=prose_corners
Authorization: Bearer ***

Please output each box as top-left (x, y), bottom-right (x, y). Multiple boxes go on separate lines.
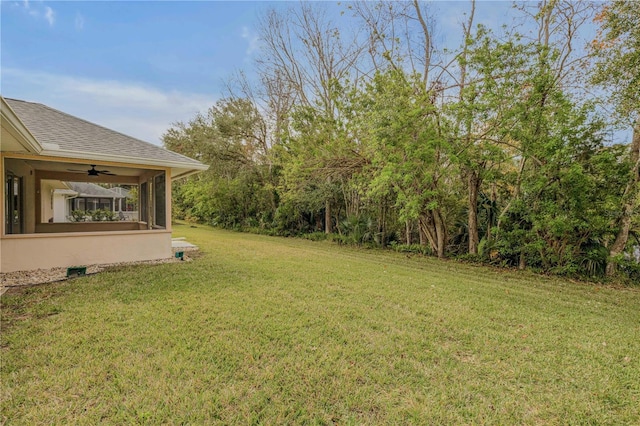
top-left (302, 232), bottom-right (328, 241)
top-left (339, 215), bottom-right (376, 246)
top-left (102, 210), bottom-right (117, 221)
top-left (389, 242), bottom-right (432, 256)
top-left (85, 209), bottom-right (118, 222)
top-left (88, 209), bottom-right (102, 221)
top-left (611, 254), bottom-right (640, 284)
top-left (69, 210), bottom-right (88, 222)
top-left (330, 234), bottom-right (349, 246)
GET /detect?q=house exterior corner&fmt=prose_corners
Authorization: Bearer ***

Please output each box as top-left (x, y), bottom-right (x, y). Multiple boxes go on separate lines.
top-left (1, 96), bottom-right (207, 273)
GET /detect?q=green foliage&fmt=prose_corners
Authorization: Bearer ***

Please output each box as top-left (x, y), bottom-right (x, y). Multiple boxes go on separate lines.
top-left (608, 254), bottom-right (640, 284)
top-left (389, 242), bottom-right (432, 256)
top-left (338, 214), bottom-right (376, 246)
top-left (101, 210), bottom-right (117, 222)
top-left (126, 186), bottom-right (138, 209)
top-left (300, 232), bottom-right (328, 242)
top-left (272, 199), bottom-right (311, 236)
top-left (87, 209), bottom-right (117, 222)
top-left (591, 1), bottom-right (640, 120)
top-left (347, 69), bottom-right (455, 257)
top-left (617, 258), bottom-right (640, 284)
top-left (581, 240), bottom-right (609, 278)
top-left (68, 210), bottom-right (87, 222)
top-left (89, 209), bottom-right (103, 222)
top-left (69, 209), bottom-right (117, 222)
top-left (165, 98), bottom-right (277, 229)
top-left (160, 4), bottom-right (638, 281)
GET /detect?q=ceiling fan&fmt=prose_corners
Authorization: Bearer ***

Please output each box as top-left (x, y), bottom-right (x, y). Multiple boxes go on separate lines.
top-left (67, 165), bottom-right (116, 177)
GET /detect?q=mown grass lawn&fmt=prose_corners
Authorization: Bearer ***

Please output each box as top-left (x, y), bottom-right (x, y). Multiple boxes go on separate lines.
top-left (2, 223), bottom-right (639, 424)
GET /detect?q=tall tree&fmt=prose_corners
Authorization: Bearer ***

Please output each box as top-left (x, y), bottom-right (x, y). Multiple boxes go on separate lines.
top-left (352, 69), bottom-right (453, 258)
top-left (591, 1), bottom-right (640, 275)
top-left (486, 0), bottom-right (600, 269)
top-left (164, 98), bottom-right (274, 227)
top-left (256, 3), bottom-right (368, 233)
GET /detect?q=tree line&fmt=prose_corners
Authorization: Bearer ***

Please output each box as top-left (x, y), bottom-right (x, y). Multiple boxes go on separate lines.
top-left (164, 0), bottom-right (639, 281)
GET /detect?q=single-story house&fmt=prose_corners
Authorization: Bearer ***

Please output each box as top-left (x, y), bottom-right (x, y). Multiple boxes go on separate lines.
top-left (1, 96), bottom-right (208, 272)
top-left (45, 181), bottom-right (128, 223)
top-left (63, 182), bottom-right (138, 221)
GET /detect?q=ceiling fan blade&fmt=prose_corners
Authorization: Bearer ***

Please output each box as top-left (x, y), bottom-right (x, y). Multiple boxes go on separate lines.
top-left (66, 165), bottom-right (116, 176)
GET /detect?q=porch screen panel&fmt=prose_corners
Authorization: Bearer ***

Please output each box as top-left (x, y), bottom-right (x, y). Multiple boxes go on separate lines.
top-left (73, 199), bottom-right (86, 211)
top-left (4, 174), bottom-right (24, 234)
top-left (140, 182), bottom-right (148, 223)
top-left (5, 174), bottom-right (23, 234)
top-left (98, 199), bottom-right (112, 210)
top-left (154, 173), bottom-right (166, 228)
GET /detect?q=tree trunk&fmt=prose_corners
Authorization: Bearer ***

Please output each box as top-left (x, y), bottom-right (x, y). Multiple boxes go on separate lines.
top-left (419, 210), bottom-right (447, 259)
top-left (434, 210), bottom-right (447, 259)
top-left (419, 214), bottom-right (437, 254)
top-left (379, 202), bottom-right (387, 246)
top-left (606, 122), bottom-right (640, 276)
top-left (324, 199), bottom-right (332, 234)
top-left (419, 224), bottom-right (426, 246)
top-left (487, 183), bottom-right (497, 240)
top-left (468, 170), bottom-right (481, 255)
top-left (405, 220), bottom-right (412, 245)
top-left (325, 176), bottom-right (332, 234)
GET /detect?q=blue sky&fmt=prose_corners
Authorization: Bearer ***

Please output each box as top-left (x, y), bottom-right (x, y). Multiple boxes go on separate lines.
top-left (2, 1), bottom-right (275, 144)
top-left (1, 1), bottom-right (557, 146)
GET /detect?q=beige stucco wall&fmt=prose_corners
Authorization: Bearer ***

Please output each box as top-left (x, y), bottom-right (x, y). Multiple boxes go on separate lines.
top-left (0, 230), bottom-right (172, 272)
top-left (40, 180), bottom-right (57, 223)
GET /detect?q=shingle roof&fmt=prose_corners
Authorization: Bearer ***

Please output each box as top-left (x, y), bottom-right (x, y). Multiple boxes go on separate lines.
top-left (66, 182), bottom-right (126, 198)
top-left (4, 98), bottom-right (203, 167)
top-left (110, 186), bottom-right (131, 198)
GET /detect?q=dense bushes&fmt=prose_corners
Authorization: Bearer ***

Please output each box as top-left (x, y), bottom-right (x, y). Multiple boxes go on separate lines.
top-left (165, 2), bottom-right (639, 283)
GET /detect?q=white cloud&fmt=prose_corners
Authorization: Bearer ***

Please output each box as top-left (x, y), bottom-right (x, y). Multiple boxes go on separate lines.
top-left (44, 6), bottom-right (55, 26)
top-left (2, 68), bottom-right (217, 145)
top-left (75, 12), bottom-right (85, 31)
top-left (241, 26), bottom-right (260, 58)
top-left (18, 0), bottom-right (55, 27)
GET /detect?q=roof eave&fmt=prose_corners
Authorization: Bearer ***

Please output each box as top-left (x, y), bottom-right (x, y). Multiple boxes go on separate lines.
top-left (171, 167), bottom-right (209, 181)
top-left (1, 96), bottom-right (43, 153)
top-left (39, 147), bottom-right (210, 177)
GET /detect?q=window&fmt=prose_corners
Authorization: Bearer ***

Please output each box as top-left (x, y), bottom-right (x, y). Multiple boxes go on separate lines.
top-left (98, 198), bottom-right (112, 210)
